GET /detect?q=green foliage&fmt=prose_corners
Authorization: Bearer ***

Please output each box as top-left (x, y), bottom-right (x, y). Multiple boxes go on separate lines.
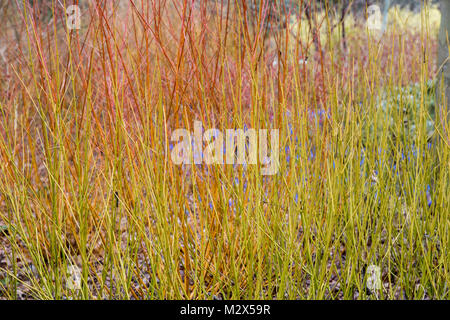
top-left (364, 80), bottom-right (437, 148)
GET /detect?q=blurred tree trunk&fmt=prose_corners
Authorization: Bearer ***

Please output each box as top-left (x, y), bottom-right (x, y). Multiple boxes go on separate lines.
top-left (382, 0), bottom-right (390, 32)
top-left (437, 0), bottom-right (450, 120)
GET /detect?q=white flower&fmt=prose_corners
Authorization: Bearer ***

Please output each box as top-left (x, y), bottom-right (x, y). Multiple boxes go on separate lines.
top-left (66, 265), bottom-right (81, 290)
top-left (371, 171), bottom-right (379, 184)
top-left (272, 58), bottom-right (278, 68)
top-left (366, 265), bottom-right (381, 293)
